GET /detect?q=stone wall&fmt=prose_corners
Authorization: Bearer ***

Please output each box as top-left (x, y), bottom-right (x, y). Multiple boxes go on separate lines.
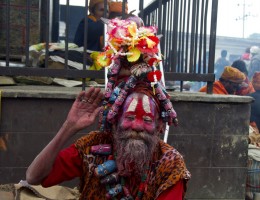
top-left (0, 86), bottom-right (252, 199)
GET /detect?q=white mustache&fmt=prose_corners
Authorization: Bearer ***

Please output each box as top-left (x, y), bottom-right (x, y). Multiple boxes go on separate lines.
top-left (118, 130), bottom-right (147, 140)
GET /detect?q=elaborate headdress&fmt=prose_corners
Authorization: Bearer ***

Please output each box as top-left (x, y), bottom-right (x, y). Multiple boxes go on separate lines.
top-left (97, 17), bottom-right (178, 132)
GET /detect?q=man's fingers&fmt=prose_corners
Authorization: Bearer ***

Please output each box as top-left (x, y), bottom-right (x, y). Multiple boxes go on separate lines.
top-left (86, 88), bottom-right (102, 104)
top-left (93, 91), bottom-right (104, 106)
top-left (76, 91), bottom-right (86, 102)
top-left (77, 87), bottom-right (102, 103)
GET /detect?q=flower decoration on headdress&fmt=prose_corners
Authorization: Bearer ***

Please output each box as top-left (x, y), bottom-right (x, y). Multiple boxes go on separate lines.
top-left (98, 17), bottom-right (178, 132)
top-left (97, 18), bottom-right (161, 67)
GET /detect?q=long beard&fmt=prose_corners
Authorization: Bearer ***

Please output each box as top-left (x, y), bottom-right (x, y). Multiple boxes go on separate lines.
top-left (114, 128), bottom-right (159, 177)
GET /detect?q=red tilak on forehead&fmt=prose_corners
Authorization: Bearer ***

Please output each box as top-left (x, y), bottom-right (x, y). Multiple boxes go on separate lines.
top-left (124, 94), bottom-right (156, 118)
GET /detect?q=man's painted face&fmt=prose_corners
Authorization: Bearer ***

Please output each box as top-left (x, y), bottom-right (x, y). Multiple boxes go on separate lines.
top-left (114, 93), bottom-right (160, 176)
top-left (118, 93), bottom-right (158, 134)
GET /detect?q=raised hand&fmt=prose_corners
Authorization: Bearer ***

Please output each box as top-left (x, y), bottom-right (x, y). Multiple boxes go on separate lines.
top-left (26, 87), bottom-right (104, 185)
top-left (66, 87), bottom-right (104, 133)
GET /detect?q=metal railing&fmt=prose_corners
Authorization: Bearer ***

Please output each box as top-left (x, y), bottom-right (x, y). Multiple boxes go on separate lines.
top-left (142, 0), bottom-right (218, 92)
top-left (0, 0), bottom-right (218, 93)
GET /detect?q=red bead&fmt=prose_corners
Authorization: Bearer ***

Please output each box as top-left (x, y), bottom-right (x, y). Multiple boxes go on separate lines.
top-left (138, 183), bottom-right (145, 191)
top-left (108, 155), bottom-right (114, 160)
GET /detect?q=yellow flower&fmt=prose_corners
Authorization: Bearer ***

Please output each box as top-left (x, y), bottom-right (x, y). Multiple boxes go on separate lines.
top-left (96, 52), bottom-right (112, 67)
top-left (127, 47), bottom-right (141, 62)
top-left (128, 22), bottom-right (137, 37)
top-left (128, 22), bottom-right (138, 48)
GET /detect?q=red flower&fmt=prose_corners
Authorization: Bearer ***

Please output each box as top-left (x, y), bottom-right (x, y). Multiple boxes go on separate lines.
top-left (147, 70), bottom-right (162, 82)
top-left (136, 38), bottom-right (147, 48)
top-left (136, 36), bottom-right (159, 54)
top-left (147, 35), bottom-right (159, 45)
top-left (148, 58), bottom-right (160, 66)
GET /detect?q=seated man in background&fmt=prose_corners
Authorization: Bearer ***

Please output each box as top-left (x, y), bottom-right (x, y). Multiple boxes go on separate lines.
top-left (26, 17), bottom-right (191, 200)
top-left (74, 0), bottom-right (107, 50)
top-left (199, 66), bottom-right (246, 95)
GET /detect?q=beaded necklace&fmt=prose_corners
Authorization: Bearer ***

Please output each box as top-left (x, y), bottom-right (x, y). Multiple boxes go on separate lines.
top-left (104, 164), bottom-right (151, 200)
top-left (92, 145), bottom-right (152, 200)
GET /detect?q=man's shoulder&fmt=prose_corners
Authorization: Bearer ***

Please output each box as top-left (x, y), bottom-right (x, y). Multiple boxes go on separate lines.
top-left (159, 141), bottom-right (185, 163)
top-left (151, 141), bottom-right (191, 197)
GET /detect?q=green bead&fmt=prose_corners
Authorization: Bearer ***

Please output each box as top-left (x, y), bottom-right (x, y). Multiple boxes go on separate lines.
top-left (121, 177), bottom-right (125, 185)
top-left (137, 191), bottom-right (143, 197)
top-left (106, 184), bottom-right (110, 191)
top-left (141, 175), bottom-right (147, 182)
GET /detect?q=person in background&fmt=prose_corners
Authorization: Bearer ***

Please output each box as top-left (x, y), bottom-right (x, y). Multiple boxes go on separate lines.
top-left (74, 0), bottom-right (108, 50)
top-left (249, 72), bottom-right (260, 130)
top-left (241, 47), bottom-right (251, 70)
top-left (26, 17), bottom-right (190, 200)
top-left (231, 59), bottom-right (255, 95)
top-left (248, 46), bottom-right (260, 80)
top-left (199, 66), bottom-right (246, 95)
top-left (214, 49), bottom-right (231, 80)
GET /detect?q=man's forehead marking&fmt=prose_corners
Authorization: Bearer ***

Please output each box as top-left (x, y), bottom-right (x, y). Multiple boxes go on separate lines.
top-left (125, 94), bottom-right (151, 114)
top-left (126, 96), bottom-right (138, 112)
top-left (142, 95), bottom-right (151, 113)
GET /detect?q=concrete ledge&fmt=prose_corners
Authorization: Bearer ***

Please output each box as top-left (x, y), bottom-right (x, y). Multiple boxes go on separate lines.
top-left (0, 85), bottom-right (254, 103)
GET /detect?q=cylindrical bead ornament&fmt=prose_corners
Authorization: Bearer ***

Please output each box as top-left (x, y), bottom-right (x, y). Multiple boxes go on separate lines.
top-left (90, 144), bottom-right (111, 155)
top-left (94, 160), bottom-right (117, 177)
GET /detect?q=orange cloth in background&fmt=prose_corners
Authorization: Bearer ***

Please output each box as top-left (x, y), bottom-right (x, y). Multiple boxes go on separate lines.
top-left (199, 81), bottom-right (228, 94)
top-left (109, 1), bottom-right (128, 14)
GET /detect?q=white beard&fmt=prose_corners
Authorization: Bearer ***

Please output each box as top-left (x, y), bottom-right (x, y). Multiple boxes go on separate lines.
top-left (113, 128), bottom-right (159, 177)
